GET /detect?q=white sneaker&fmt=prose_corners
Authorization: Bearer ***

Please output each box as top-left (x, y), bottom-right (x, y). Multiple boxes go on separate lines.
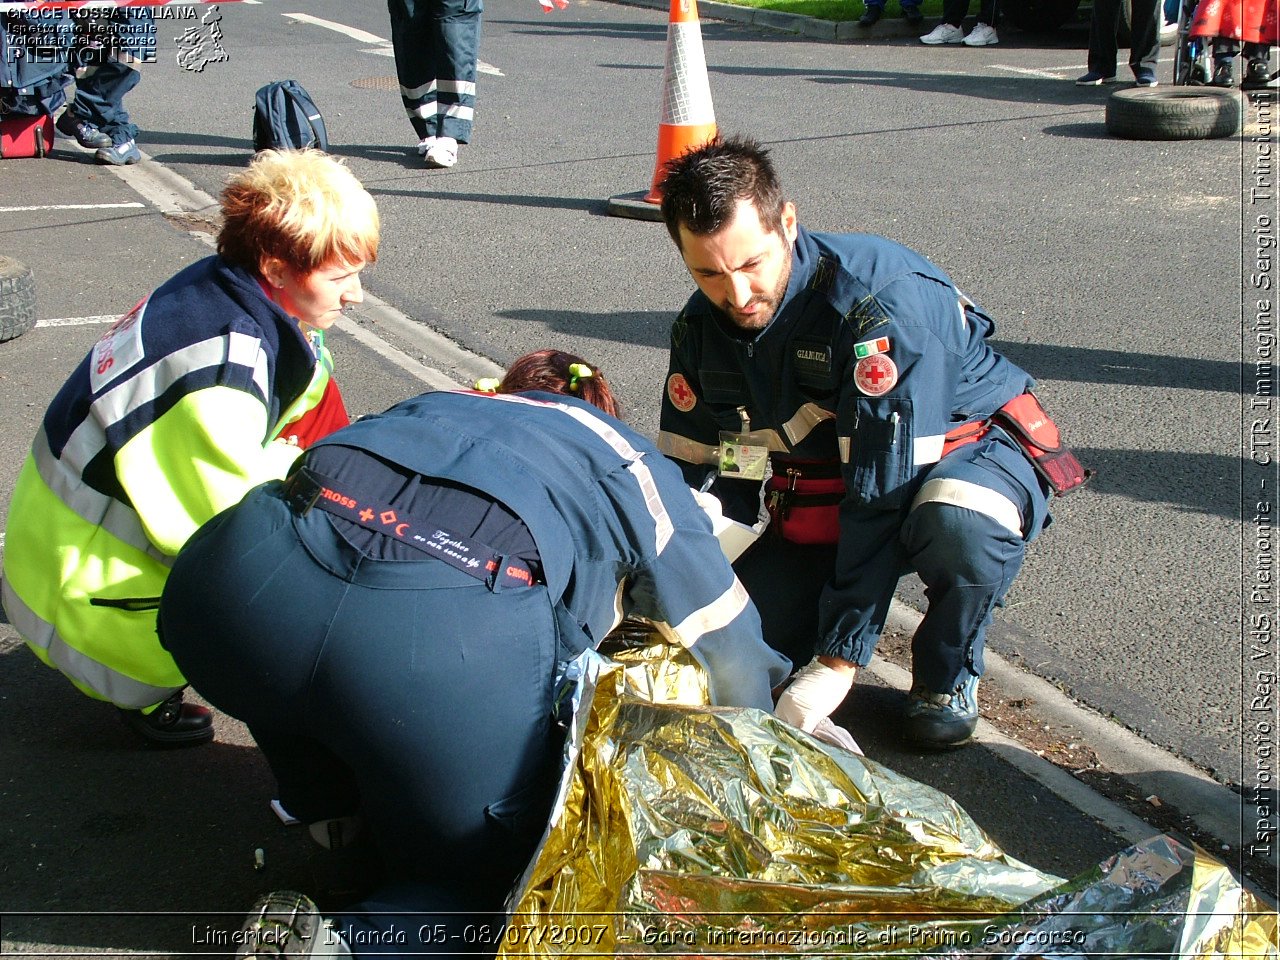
top-left (416, 136), bottom-right (436, 156)
top-left (920, 22), bottom-right (965, 43)
top-left (424, 136), bottom-right (458, 169)
top-left (963, 22), bottom-right (999, 44)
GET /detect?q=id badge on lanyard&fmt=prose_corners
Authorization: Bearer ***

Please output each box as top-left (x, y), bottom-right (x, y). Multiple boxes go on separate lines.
top-left (717, 433), bottom-right (769, 480)
top-left (717, 408), bottom-right (770, 481)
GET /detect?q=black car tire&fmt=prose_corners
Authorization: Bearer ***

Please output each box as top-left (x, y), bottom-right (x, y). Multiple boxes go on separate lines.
top-left (0, 256), bottom-right (37, 343)
top-left (1105, 87), bottom-right (1242, 139)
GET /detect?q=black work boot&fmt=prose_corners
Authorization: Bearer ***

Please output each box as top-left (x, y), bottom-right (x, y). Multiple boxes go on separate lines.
top-left (1243, 58), bottom-right (1277, 90)
top-left (903, 674), bottom-right (980, 748)
top-left (858, 5), bottom-right (882, 25)
top-left (118, 690), bottom-right (214, 746)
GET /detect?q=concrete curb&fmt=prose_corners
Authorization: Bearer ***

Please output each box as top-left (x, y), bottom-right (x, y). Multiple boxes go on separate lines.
top-left (881, 599), bottom-right (1277, 875)
top-left (339, 294), bottom-right (506, 392)
top-left (865, 643), bottom-right (1161, 846)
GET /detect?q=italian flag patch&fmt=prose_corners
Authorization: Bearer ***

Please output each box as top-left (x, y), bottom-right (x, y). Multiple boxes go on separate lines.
top-left (854, 336), bottom-right (890, 359)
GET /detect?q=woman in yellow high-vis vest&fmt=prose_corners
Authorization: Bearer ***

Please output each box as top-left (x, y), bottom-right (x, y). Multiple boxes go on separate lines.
top-left (1, 149), bottom-right (379, 746)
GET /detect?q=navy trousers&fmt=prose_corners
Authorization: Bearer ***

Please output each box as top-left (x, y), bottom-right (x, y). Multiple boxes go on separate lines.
top-left (735, 432), bottom-right (1047, 696)
top-left (160, 482), bottom-right (565, 939)
top-left (387, 0), bottom-right (481, 143)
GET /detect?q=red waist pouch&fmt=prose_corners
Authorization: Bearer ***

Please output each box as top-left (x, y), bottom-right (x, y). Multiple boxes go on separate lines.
top-left (765, 460), bottom-right (844, 545)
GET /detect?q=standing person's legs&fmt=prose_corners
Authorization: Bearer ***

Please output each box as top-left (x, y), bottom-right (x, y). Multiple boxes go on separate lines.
top-left (1242, 41), bottom-right (1275, 87)
top-left (939, 0), bottom-right (970, 27)
top-left (921, 0), bottom-right (968, 41)
top-left (1127, 0), bottom-right (1163, 76)
top-left (387, 0), bottom-right (439, 145)
top-left (433, 0), bottom-right (481, 145)
top-left (1086, 0), bottom-right (1122, 75)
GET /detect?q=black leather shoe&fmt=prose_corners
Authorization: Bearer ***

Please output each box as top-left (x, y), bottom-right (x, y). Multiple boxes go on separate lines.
top-left (1210, 60), bottom-right (1234, 87)
top-left (119, 690), bottom-right (214, 746)
top-left (902, 5), bottom-right (924, 26)
top-left (1242, 59), bottom-right (1277, 90)
top-left (858, 5), bottom-right (882, 25)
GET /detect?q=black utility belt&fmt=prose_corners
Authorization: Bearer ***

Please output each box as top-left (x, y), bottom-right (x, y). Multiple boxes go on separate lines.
top-left (282, 466), bottom-right (541, 592)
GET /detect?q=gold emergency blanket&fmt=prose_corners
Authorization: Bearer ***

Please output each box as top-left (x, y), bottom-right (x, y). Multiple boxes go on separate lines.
top-left (501, 636), bottom-right (1277, 958)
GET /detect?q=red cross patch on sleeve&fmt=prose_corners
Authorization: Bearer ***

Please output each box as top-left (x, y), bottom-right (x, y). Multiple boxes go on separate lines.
top-left (853, 354), bottom-right (898, 396)
top-left (667, 373), bottom-right (698, 412)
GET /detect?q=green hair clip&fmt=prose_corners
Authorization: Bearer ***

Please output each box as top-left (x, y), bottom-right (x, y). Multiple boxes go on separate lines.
top-left (474, 377), bottom-right (501, 393)
top-left (567, 362), bottom-right (593, 392)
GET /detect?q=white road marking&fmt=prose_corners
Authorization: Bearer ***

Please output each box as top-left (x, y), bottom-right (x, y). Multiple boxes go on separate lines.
top-left (991, 64), bottom-right (1078, 79)
top-left (36, 316), bottom-right (119, 328)
top-left (283, 12), bottom-right (388, 44)
top-left (992, 52), bottom-right (1180, 79)
top-left (0, 202), bottom-right (144, 213)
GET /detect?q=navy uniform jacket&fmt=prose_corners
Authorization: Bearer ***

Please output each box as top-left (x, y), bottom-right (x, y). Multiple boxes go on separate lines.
top-left (309, 390), bottom-right (792, 710)
top-left (657, 227), bottom-right (1038, 663)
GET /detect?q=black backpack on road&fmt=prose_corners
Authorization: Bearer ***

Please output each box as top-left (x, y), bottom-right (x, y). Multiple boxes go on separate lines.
top-left (252, 80), bottom-right (328, 152)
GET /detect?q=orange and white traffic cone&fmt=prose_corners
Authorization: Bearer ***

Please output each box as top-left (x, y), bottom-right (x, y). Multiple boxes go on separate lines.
top-left (608, 0), bottom-right (718, 221)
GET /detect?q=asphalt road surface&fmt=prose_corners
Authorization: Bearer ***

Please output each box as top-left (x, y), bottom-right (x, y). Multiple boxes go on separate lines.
top-left (0, 0), bottom-right (1276, 946)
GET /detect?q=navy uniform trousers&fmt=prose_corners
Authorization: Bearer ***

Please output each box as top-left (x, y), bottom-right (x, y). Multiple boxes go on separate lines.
top-left (734, 431), bottom-right (1048, 695)
top-left (160, 479), bottom-right (564, 954)
top-left (387, 0), bottom-right (481, 144)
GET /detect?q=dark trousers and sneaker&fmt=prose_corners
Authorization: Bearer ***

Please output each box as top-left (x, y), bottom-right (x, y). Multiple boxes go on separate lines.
top-left (161, 467), bottom-right (566, 950)
top-left (920, 0), bottom-right (998, 44)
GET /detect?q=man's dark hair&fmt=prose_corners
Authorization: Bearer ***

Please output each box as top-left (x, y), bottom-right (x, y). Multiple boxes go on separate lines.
top-left (658, 136), bottom-right (786, 249)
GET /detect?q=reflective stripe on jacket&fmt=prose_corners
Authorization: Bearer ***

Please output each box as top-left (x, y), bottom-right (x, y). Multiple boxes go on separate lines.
top-left (1, 256), bottom-right (331, 708)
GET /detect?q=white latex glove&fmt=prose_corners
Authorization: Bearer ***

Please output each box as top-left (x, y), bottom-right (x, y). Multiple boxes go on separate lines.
top-left (774, 657), bottom-right (854, 733)
top-left (811, 716), bottom-right (864, 756)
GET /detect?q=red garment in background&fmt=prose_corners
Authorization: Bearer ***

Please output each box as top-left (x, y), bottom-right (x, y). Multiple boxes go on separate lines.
top-left (278, 378), bottom-right (350, 449)
top-left (1189, 0), bottom-right (1278, 43)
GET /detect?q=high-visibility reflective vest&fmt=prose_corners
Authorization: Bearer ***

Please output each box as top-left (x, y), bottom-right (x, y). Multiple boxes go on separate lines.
top-left (1, 256), bottom-right (335, 709)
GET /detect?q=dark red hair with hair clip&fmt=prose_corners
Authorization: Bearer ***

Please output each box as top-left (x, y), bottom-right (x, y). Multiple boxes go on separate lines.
top-left (498, 349), bottom-right (621, 420)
